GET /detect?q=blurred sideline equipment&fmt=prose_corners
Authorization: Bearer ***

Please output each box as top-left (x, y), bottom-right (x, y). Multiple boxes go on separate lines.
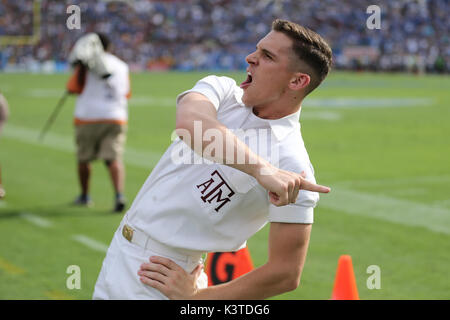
top-left (38, 91), bottom-right (69, 141)
top-left (38, 32), bottom-right (110, 141)
top-left (68, 33), bottom-right (113, 79)
top-left (205, 247), bottom-right (254, 286)
top-left (331, 255), bottom-right (360, 300)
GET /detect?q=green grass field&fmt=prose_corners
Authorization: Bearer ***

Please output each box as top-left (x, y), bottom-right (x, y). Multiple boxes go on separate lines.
top-left (0, 71), bottom-right (449, 300)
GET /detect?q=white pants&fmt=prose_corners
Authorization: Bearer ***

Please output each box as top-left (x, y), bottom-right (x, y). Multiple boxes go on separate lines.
top-left (93, 224), bottom-right (208, 300)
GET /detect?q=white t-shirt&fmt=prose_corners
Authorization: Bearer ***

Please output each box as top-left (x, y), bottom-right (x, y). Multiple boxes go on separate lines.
top-left (123, 75), bottom-right (319, 252)
top-left (74, 53), bottom-right (130, 122)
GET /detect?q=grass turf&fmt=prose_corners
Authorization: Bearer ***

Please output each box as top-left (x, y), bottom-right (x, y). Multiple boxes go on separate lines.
top-left (0, 71), bottom-right (449, 299)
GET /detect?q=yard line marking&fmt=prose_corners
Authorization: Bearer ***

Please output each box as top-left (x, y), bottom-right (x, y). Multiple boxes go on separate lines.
top-left (0, 257), bottom-right (26, 275)
top-left (44, 290), bottom-right (75, 300)
top-left (124, 96), bottom-right (435, 109)
top-left (24, 90), bottom-right (177, 107)
top-left (388, 188), bottom-right (429, 196)
top-left (3, 124), bottom-right (74, 152)
top-left (127, 96), bottom-right (435, 109)
top-left (123, 146), bottom-right (164, 169)
top-left (27, 89), bottom-right (64, 98)
top-left (319, 187), bottom-right (450, 235)
top-left (301, 111), bottom-right (341, 121)
top-left (129, 96), bottom-right (175, 107)
top-left (335, 174), bottom-right (450, 187)
top-left (3, 123), bottom-right (163, 169)
top-left (304, 97), bottom-right (434, 109)
top-left (71, 235), bottom-right (108, 253)
top-left (433, 199), bottom-right (450, 208)
top-left (20, 212), bottom-right (53, 228)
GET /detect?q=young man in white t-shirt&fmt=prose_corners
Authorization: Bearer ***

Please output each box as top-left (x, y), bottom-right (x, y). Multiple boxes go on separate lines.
top-left (93, 19), bottom-right (333, 299)
top-left (68, 33), bottom-right (131, 212)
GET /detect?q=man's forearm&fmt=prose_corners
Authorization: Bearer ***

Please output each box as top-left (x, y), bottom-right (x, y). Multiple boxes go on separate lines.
top-left (192, 262), bottom-right (295, 300)
top-left (193, 223), bottom-right (311, 300)
top-left (175, 94), bottom-right (331, 205)
top-left (176, 105), bottom-right (269, 178)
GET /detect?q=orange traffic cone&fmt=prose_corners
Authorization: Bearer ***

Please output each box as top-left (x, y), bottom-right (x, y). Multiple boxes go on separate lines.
top-left (331, 255), bottom-right (360, 300)
top-left (205, 247), bottom-right (254, 286)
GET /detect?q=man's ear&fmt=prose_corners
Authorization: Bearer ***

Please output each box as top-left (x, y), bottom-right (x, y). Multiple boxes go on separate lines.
top-left (289, 73), bottom-right (310, 91)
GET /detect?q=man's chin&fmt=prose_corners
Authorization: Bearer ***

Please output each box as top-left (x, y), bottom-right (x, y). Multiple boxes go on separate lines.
top-left (241, 92), bottom-right (252, 107)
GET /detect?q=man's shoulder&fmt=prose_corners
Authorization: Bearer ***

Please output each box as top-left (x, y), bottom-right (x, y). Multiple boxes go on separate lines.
top-left (190, 75), bottom-right (243, 109)
top-left (106, 53), bottom-right (128, 70)
top-left (199, 75), bottom-right (238, 90)
top-left (277, 132), bottom-right (312, 171)
top-left (277, 126), bottom-right (303, 150)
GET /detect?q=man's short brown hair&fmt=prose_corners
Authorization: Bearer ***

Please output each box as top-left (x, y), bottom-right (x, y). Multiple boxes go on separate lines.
top-left (272, 19), bottom-right (332, 94)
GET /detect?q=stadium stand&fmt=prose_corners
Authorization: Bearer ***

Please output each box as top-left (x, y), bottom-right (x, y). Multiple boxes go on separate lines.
top-left (0, 0), bottom-right (448, 73)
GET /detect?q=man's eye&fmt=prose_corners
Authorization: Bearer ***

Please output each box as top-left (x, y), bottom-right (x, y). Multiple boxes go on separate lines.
top-left (265, 53), bottom-right (273, 60)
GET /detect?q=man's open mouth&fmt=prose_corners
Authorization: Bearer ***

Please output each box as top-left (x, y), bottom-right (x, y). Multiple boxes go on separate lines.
top-left (240, 72), bottom-right (253, 89)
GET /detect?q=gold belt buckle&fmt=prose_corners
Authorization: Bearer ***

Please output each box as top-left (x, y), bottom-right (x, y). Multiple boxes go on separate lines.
top-left (122, 224), bottom-right (134, 242)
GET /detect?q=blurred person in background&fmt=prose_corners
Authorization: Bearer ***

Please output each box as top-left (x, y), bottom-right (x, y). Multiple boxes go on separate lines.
top-left (67, 32), bottom-right (131, 213)
top-left (0, 91), bottom-right (9, 199)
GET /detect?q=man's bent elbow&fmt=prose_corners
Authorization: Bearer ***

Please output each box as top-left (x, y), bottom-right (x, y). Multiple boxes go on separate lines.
top-left (175, 108), bottom-right (197, 133)
top-left (283, 271), bottom-right (302, 292)
top-left (175, 119), bottom-right (189, 132)
top-left (273, 268), bottom-right (302, 293)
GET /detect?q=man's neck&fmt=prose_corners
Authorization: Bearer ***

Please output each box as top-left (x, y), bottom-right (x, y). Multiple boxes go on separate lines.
top-left (252, 96), bottom-right (303, 120)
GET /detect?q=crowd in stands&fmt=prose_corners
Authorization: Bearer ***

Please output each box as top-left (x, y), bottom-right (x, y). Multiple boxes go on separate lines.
top-left (0, 0), bottom-right (448, 73)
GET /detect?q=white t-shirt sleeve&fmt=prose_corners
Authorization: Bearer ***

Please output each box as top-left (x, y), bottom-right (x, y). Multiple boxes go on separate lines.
top-left (74, 55), bottom-right (129, 121)
top-left (105, 62), bottom-right (129, 99)
top-left (268, 162), bottom-right (319, 224)
top-left (176, 75), bottom-right (237, 111)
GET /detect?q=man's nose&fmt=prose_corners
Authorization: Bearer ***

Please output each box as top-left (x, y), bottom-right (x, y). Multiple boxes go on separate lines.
top-left (245, 51), bottom-right (257, 65)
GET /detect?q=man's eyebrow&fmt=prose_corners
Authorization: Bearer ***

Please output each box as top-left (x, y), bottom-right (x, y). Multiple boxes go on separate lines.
top-left (256, 44), bottom-right (277, 59)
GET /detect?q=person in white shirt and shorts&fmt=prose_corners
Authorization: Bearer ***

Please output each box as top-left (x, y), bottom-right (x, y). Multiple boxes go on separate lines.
top-left (68, 33), bottom-right (131, 212)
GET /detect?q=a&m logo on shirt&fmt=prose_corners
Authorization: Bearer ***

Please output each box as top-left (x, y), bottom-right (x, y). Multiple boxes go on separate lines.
top-left (196, 170), bottom-right (235, 213)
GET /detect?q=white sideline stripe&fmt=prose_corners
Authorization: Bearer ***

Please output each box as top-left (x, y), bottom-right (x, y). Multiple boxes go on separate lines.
top-left (319, 187), bottom-right (450, 235)
top-left (0, 201), bottom-right (7, 207)
top-left (3, 123), bottom-right (163, 169)
top-left (72, 235), bottom-right (108, 253)
top-left (20, 212), bottom-right (53, 228)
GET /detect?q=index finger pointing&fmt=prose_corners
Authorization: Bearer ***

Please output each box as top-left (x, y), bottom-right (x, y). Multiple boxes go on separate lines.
top-left (299, 179), bottom-right (331, 193)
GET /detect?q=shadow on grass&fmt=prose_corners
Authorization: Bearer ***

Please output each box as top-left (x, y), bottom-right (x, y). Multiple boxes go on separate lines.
top-left (0, 201), bottom-right (125, 220)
